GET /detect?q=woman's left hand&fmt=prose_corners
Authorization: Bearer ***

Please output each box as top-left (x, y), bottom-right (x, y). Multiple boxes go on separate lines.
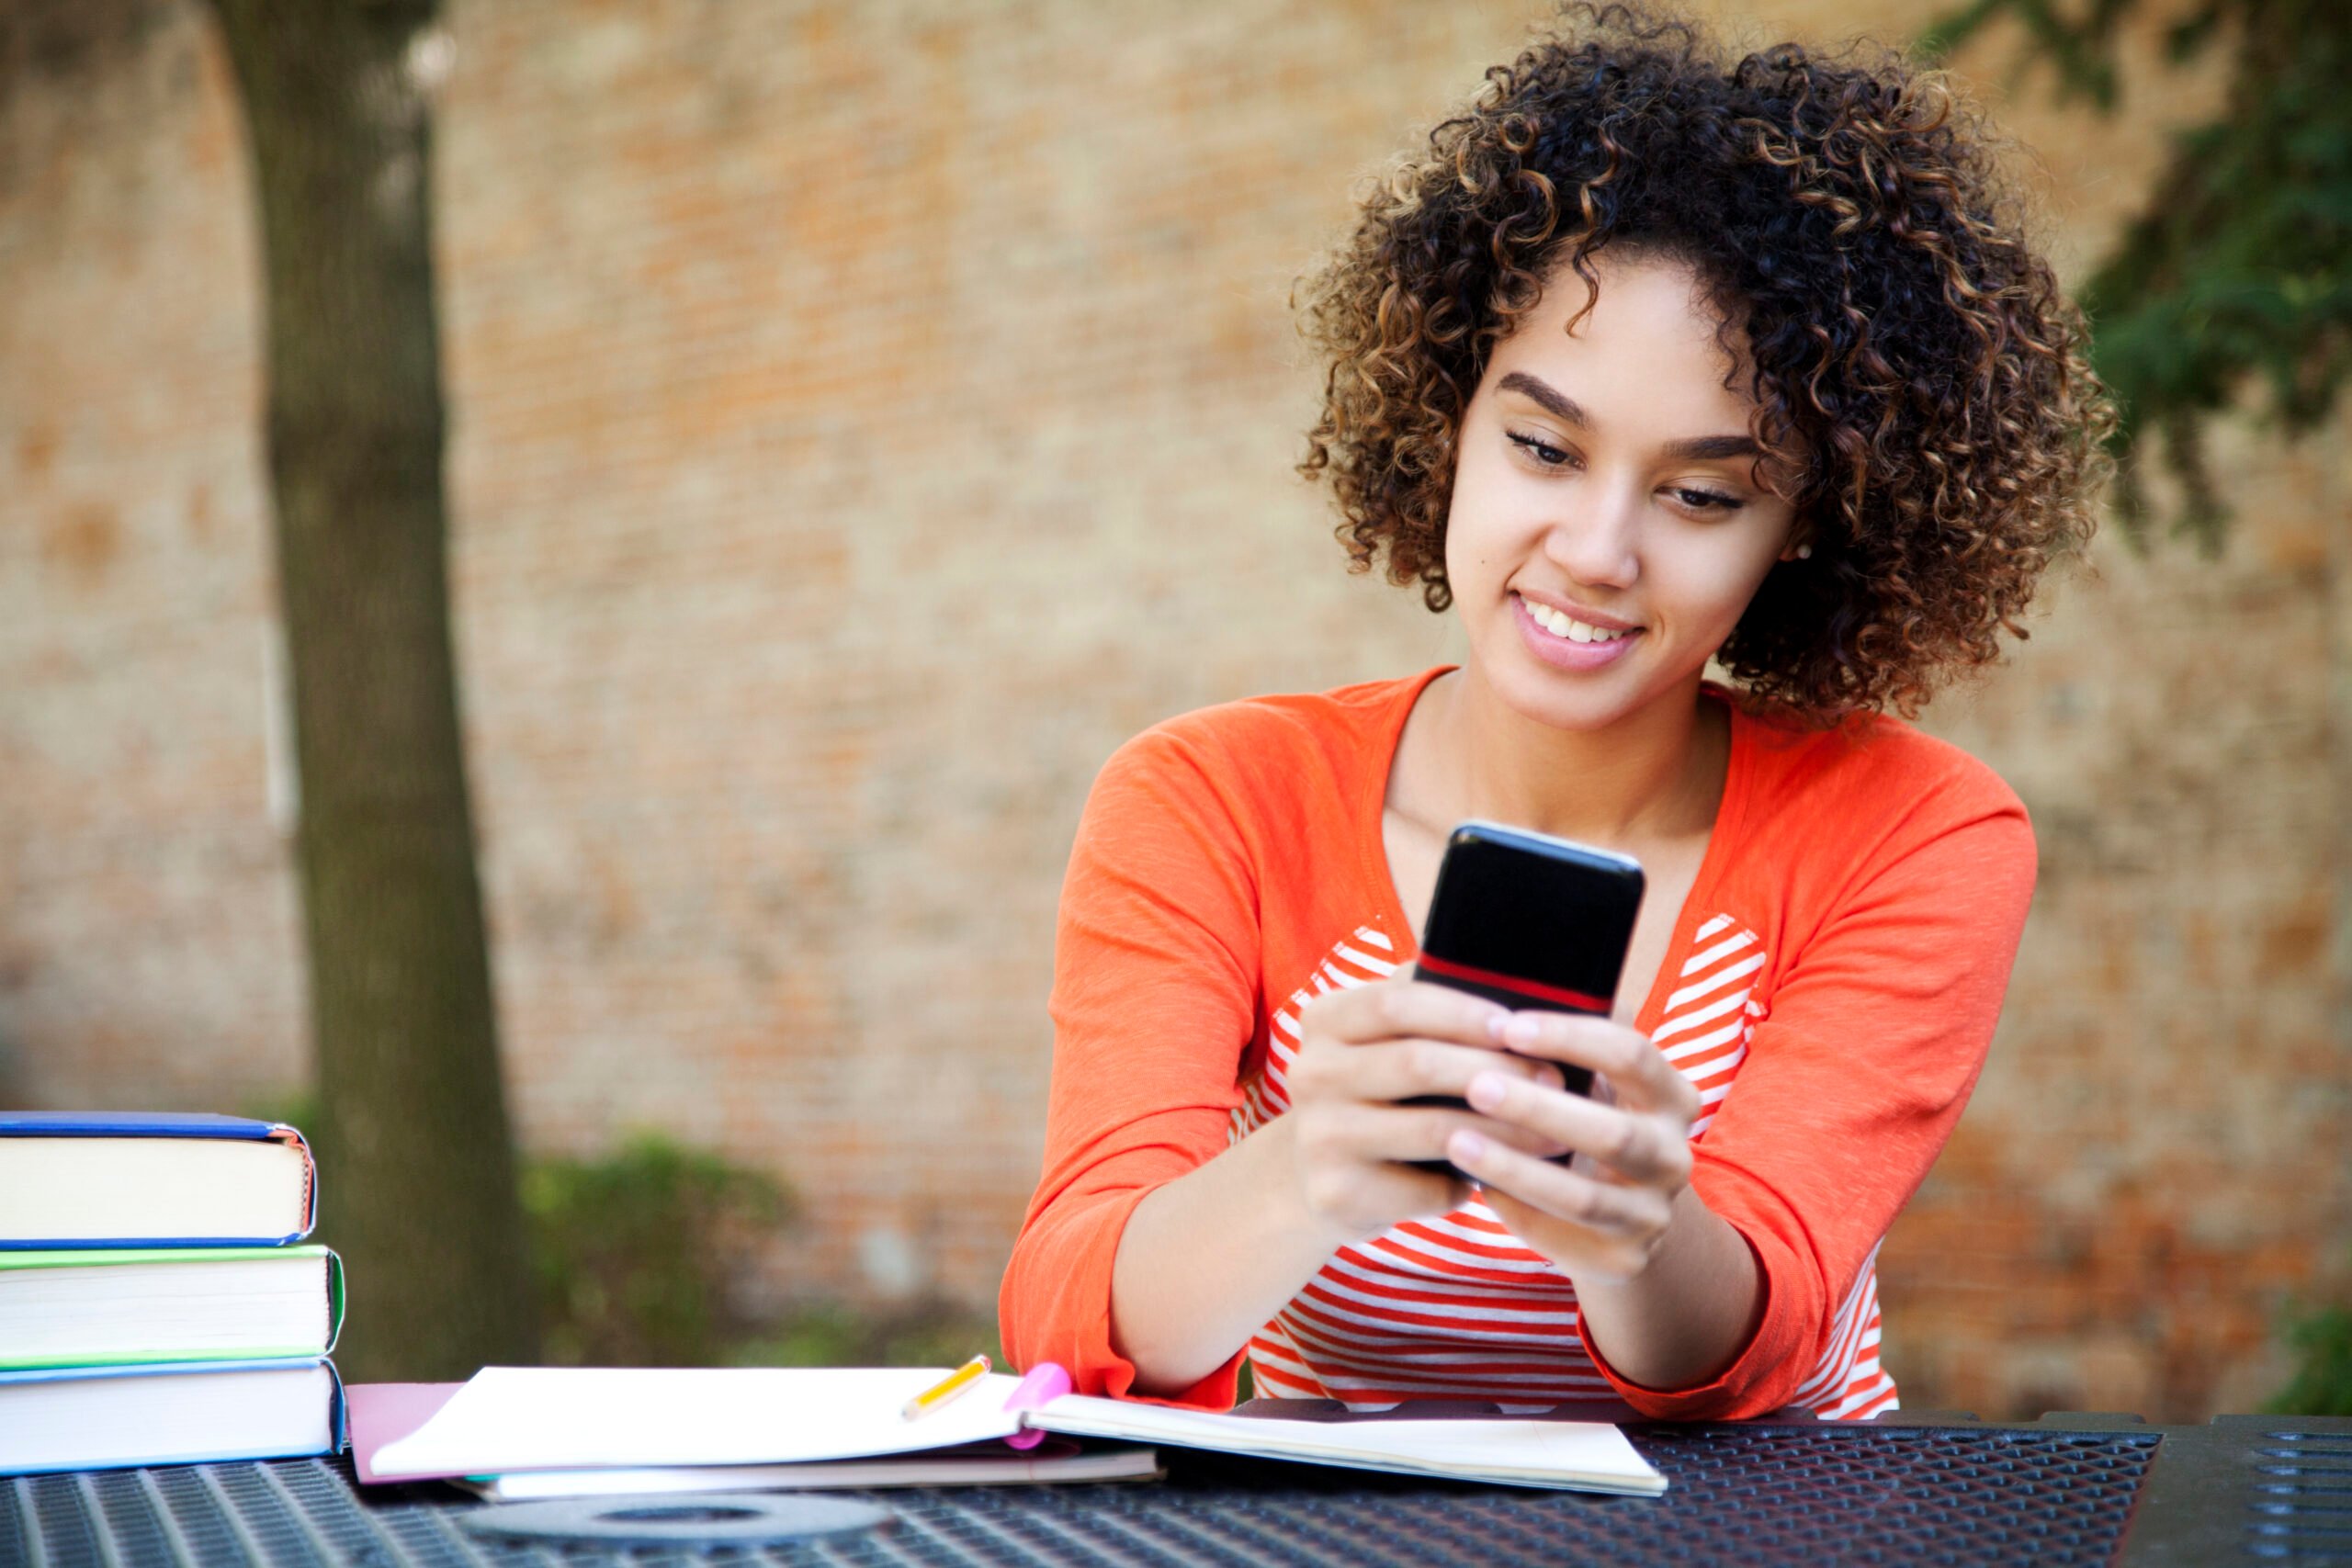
top-left (1444, 1011), bottom-right (1702, 1283)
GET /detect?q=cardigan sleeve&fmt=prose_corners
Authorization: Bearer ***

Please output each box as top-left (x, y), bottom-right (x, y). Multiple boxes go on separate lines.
top-left (1579, 780), bottom-right (2037, 1418)
top-left (997, 728), bottom-right (1264, 1407)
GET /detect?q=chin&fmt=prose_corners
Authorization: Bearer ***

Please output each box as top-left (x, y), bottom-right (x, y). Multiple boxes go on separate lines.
top-left (1476, 624), bottom-right (1713, 737)
top-left (1486, 654), bottom-right (1647, 734)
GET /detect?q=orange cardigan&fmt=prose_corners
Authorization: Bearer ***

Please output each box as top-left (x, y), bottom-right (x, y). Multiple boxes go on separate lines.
top-left (1001, 670), bottom-right (2034, 1418)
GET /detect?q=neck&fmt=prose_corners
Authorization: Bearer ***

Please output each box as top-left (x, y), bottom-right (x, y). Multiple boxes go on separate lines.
top-left (1429, 668), bottom-right (1725, 848)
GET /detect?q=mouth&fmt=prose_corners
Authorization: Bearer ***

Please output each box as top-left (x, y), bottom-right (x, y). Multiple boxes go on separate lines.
top-left (1512, 593), bottom-right (1641, 646)
top-left (1510, 592), bottom-right (1643, 672)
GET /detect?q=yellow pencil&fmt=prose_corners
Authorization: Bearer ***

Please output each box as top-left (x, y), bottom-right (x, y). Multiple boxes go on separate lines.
top-left (901, 1354), bottom-right (992, 1419)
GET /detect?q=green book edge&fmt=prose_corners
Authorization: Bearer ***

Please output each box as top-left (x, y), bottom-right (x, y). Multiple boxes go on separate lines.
top-left (325, 1248), bottom-right (345, 1353)
top-left (0, 1244), bottom-right (345, 1370)
top-left (0, 1245), bottom-right (333, 1269)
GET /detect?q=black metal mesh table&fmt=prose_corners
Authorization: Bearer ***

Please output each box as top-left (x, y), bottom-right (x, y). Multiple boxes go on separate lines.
top-left (6, 1414), bottom-right (2348, 1567)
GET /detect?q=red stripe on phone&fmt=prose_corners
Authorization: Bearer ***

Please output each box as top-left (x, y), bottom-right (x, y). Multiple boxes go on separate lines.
top-left (1413, 951), bottom-right (1611, 1014)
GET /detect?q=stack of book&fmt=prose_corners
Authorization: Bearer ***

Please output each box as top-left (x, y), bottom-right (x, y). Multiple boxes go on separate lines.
top-left (0, 1112), bottom-right (345, 1475)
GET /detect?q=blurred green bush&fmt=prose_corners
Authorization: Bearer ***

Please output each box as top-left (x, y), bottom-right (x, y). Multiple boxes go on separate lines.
top-left (524, 1134), bottom-right (793, 1365)
top-left (726, 1301), bottom-right (1002, 1371)
top-left (525, 1136), bottom-right (996, 1368)
top-left (2268, 1302), bottom-right (2352, 1417)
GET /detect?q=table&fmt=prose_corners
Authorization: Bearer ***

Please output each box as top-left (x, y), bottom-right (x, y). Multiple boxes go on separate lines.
top-left (6, 1412), bottom-right (2348, 1567)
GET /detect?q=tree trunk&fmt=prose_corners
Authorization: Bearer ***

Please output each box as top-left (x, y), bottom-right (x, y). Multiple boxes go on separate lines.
top-left (207, 0), bottom-right (536, 1379)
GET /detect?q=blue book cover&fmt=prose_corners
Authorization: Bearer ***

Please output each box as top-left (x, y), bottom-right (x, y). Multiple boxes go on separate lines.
top-left (0, 1111), bottom-right (282, 1140)
top-left (0, 1112), bottom-right (319, 1248)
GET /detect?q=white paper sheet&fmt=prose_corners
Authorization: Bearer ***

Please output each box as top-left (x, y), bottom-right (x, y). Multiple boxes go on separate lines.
top-left (1036, 1396), bottom-right (1665, 1494)
top-left (369, 1366), bottom-right (1027, 1479)
top-left (369, 1365), bottom-right (1665, 1495)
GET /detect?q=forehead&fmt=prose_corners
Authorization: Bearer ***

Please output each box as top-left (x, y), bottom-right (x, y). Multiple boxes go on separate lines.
top-left (1489, 252), bottom-right (1754, 417)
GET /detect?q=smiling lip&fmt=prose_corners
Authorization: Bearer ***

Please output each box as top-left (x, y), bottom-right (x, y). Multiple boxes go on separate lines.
top-left (1511, 592), bottom-right (1643, 671)
top-left (1513, 591), bottom-right (1640, 633)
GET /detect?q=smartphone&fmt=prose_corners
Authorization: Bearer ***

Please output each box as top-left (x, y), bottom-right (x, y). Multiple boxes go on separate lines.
top-left (1404, 821), bottom-right (1645, 1174)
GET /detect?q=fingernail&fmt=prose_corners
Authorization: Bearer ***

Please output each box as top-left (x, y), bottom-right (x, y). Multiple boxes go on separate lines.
top-left (1466, 1071), bottom-right (1506, 1111)
top-left (1502, 1015), bottom-right (1542, 1047)
top-left (1449, 1130), bottom-right (1487, 1164)
top-left (1486, 1011), bottom-right (1509, 1041)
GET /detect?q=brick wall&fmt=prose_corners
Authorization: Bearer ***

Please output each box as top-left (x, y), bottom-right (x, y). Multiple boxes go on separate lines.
top-left (3, 0), bottom-right (2344, 1419)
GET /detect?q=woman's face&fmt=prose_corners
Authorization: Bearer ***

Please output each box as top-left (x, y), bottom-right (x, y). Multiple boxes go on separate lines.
top-left (1443, 251), bottom-right (1800, 735)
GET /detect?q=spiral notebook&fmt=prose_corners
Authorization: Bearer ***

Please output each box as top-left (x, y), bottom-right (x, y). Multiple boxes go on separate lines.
top-left (364, 1365), bottom-right (1666, 1495)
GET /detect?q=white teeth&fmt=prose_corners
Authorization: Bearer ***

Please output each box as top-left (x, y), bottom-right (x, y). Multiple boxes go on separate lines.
top-left (1522, 596), bottom-right (1630, 643)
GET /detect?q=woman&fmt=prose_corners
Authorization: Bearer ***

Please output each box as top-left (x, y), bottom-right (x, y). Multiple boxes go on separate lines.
top-left (1000, 5), bottom-right (2108, 1420)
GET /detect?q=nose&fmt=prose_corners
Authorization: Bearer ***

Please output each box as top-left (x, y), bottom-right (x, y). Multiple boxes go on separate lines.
top-left (1543, 479), bottom-right (1642, 590)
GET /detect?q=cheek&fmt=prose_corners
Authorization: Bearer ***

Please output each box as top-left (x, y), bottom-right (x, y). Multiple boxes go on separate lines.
top-left (1655, 531), bottom-right (1786, 629)
top-left (1439, 457), bottom-right (1512, 581)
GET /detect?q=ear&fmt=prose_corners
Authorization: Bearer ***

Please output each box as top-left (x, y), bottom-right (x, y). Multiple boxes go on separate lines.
top-left (1778, 526), bottom-right (1814, 563)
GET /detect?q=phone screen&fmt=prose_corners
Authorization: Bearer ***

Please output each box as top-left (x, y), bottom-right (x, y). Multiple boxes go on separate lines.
top-left (1416, 823), bottom-right (1645, 1017)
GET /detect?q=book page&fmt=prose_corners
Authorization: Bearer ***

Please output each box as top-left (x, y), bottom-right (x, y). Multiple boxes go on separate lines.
top-left (1035, 1396), bottom-right (1666, 1495)
top-left (470, 1443), bottom-right (1163, 1500)
top-left (369, 1367), bottom-right (1028, 1481)
top-left (0, 1137), bottom-right (305, 1242)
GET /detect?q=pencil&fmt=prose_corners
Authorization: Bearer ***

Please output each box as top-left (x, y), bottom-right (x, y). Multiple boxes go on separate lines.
top-left (902, 1354), bottom-right (992, 1419)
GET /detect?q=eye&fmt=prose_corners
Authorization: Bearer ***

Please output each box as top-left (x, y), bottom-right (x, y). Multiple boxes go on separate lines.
top-left (1506, 431), bottom-right (1577, 469)
top-left (1670, 486), bottom-right (1742, 513)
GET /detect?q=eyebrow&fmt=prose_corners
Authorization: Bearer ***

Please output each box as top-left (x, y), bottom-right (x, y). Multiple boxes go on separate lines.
top-left (1497, 370), bottom-right (1762, 463)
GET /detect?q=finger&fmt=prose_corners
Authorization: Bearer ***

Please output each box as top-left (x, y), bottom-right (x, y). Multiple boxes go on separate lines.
top-left (1498, 1012), bottom-right (1698, 1118)
top-left (1317, 1100), bottom-right (1568, 1166)
top-left (1464, 1070), bottom-right (1691, 1186)
top-left (1445, 1128), bottom-right (1674, 1236)
top-left (1326, 1038), bottom-right (1569, 1105)
top-left (1293, 1134), bottom-right (1473, 1232)
top-left (1305, 978), bottom-right (1510, 1048)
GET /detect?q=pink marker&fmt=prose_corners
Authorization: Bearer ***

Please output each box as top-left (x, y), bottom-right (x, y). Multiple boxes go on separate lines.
top-left (1001, 1361), bottom-right (1072, 1450)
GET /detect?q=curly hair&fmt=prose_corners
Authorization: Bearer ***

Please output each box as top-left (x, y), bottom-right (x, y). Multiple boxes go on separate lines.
top-left (1295, 4), bottom-right (2113, 718)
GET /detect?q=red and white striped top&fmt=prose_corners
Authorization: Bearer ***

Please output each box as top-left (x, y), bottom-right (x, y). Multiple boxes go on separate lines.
top-left (1002, 670), bottom-right (2033, 1420)
top-left (1235, 919), bottom-right (1894, 1418)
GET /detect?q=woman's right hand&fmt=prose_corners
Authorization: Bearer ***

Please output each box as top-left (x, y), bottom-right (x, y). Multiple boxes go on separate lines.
top-left (1283, 978), bottom-right (1571, 1239)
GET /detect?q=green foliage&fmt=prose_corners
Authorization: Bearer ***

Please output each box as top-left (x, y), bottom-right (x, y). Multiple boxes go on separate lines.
top-left (243, 1090), bottom-right (322, 1136)
top-left (2267, 1303), bottom-right (2352, 1417)
top-left (526, 1139), bottom-right (1000, 1369)
top-left (525, 1134), bottom-right (792, 1366)
top-left (729, 1301), bottom-right (1002, 1371)
top-left (1917, 0), bottom-right (2140, 107)
top-left (1922, 0), bottom-right (2352, 547)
